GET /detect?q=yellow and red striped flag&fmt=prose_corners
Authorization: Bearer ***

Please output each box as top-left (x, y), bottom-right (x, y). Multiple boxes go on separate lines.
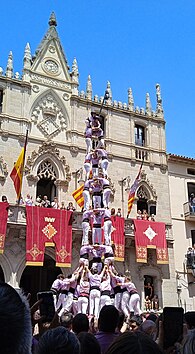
top-left (10, 131), bottom-right (28, 200)
top-left (72, 184), bottom-right (84, 208)
top-left (127, 164), bottom-right (142, 216)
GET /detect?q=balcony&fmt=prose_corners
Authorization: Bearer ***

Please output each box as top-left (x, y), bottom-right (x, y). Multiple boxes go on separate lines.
top-left (7, 205), bottom-right (173, 242)
top-left (183, 202), bottom-right (195, 220)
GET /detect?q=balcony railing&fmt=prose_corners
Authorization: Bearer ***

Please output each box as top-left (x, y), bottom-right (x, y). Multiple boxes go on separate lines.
top-left (7, 205), bottom-right (173, 240)
top-left (183, 202), bottom-right (195, 219)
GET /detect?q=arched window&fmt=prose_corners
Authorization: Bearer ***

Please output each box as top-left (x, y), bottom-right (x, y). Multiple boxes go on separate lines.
top-left (137, 186), bottom-right (149, 213)
top-left (36, 160), bottom-right (57, 202)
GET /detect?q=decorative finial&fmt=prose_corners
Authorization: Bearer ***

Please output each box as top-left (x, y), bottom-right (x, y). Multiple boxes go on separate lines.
top-left (146, 93), bottom-right (152, 116)
top-left (86, 75), bottom-right (92, 100)
top-left (71, 57), bottom-right (79, 83)
top-left (6, 51), bottom-right (13, 78)
top-left (24, 43), bottom-right (32, 61)
top-left (106, 81), bottom-right (112, 105)
top-left (156, 83), bottom-right (164, 117)
top-left (128, 88), bottom-right (134, 111)
top-left (49, 12), bottom-right (57, 27)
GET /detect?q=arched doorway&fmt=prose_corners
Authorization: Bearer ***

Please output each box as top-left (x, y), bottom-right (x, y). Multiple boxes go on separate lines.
top-left (20, 254), bottom-right (61, 305)
top-left (36, 160), bottom-right (57, 202)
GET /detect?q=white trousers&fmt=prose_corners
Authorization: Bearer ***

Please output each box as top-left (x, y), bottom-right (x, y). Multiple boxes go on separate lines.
top-left (82, 221), bottom-right (90, 245)
top-left (121, 291), bottom-right (130, 318)
top-left (103, 188), bottom-right (111, 208)
top-left (104, 257), bottom-right (114, 266)
top-left (100, 159), bottom-right (109, 177)
top-left (128, 293), bottom-right (142, 315)
top-left (77, 296), bottom-right (89, 314)
top-left (83, 190), bottom-right (90, 210)
top-left (64, 292), bottom-right (73, 312)
top-left (89, 289), bottom-right (100, 318)
top-left (84, 162), bottom-right (91, 179)
top-left (103, 220), bottom-right (112, 245)
top-left (85, 138), bottom-right (92, 154)
top-left (58, 294), bottom-right (68, 316)
top-left (92, 195), bottom-right (101, 208)
top-left (72, 299), bottom-right (78, 316)
top-left (92, 166), bottom-right (99, 177)
top-left (92, 227), bottom-right (102, 244)
top-left (114, 292), bottom-right (122, 311)
top-left (100, 295), bottom-right (111, 310)
top-left (79, 257), bottom-right (89, 267)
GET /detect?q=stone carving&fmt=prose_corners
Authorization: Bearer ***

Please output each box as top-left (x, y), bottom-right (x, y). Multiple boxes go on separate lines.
top-left (31, 92), bottom-right (67, 139)
top-left (32, 85), bottom-right (40, 93)
top-left (146, 93), bottom-right (152, 116)
top-left (49, 45), bottom-right (56, 54)
top-left (86, 75), bottom-right (92, 100)
top-left (37, 160), bottom-right (57, 180)
top-left (24, 141), bottom-right (71, 182)
top-left (0, 156), bottom-right (8, 181)
top-left (128, 88), bottom-right (134, 112)
top-left (136, 170), bottom-right (157, 201)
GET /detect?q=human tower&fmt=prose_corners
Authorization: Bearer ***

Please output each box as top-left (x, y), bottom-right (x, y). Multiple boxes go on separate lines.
top-left (51, 112), bottom-right (141, 319)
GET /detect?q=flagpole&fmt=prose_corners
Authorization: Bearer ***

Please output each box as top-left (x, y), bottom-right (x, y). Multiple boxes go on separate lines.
top-left (18, 129), bottom-right (28, 204)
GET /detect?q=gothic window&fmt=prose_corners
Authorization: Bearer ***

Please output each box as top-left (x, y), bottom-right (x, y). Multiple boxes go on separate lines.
top-left (36, 160), bottom-right (57, 202)
top-left (135, 124), bottom-right (145, 146)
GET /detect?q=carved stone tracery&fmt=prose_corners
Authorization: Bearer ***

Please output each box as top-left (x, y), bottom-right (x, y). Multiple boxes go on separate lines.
top-left (31, 92), bottom-right (67, 139)
top-left (0, 156), bottom-right (8, 181)
top-left (136, 170), bottom-right (157, 201)
top-left (25, 141), bottom-right (71, 183)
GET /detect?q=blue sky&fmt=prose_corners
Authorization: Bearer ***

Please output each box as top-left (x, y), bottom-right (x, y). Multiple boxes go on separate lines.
top-left (1, 0), bottom-right (195, 158)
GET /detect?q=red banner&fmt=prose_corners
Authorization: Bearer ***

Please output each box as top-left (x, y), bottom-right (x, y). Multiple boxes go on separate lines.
top-left (26, 206), bottom-right (72, 267)
top-left (134, 219), bottom-right (168, 264)
top-left (0, 202), bottom-right (9, 254)
top-left (111, 216), bottom-right (125, 262)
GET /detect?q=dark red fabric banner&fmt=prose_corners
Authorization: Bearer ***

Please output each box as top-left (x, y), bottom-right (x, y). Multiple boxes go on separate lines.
top-left (134, 219), bottom-right (168, 264)
top-left (26, 206), bottom-right (72, 267)
top-left (0, 202), bottom-right (9, 254)
top-left (111, 216), bottom-right (125, 261)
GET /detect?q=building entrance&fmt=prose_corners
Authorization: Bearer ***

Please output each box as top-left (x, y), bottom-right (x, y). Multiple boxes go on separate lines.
top-left (20, 254), bottom-right (61, 305)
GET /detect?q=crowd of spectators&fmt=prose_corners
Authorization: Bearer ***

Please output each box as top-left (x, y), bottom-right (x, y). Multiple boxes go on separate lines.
top-left (137, 209), bottom-right (155, 221)
top-left (1, 281), bottom-right (195, 354)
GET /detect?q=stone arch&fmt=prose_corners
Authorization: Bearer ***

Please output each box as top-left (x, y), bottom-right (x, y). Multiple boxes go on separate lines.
top-left (25, 141), bottom-right (71, 185)
top-left (30, 89), bottom-right (69, 139)
top-left (136, 170), bottom-right (157, 214)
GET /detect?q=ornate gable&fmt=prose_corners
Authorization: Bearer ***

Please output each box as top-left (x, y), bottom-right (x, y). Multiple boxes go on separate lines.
top-left (31, 13), bottom-right (71, 84)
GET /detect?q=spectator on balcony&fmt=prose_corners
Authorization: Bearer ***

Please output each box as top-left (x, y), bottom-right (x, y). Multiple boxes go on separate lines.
top-left (60, 201), bottom-right (66, 210)
top-left (142, 209), bottom-right (149, 220)
top-left (1, 195), bottom-right (8, 202)
top-left (35, 195), bottom-right (42, 207)
top-left (111, 208), bottom-right (116, 216)
top-left (16, 195), bottom-right (24, 205)
top-left (41, 195), bottom-right (50, 208)
top-left (67, 202), bottom-right (76, 211)
top-left (190, 193), bottom-right (195, 213)
top-left (148, 214), bottom-right (155, 222)
top-left (51, 197), bottom-right (60, 209)
top-left (152, 294), bottom-right (159, 311)
top-left (136, 210), bottom-right (142, 220)
top-left (116, 208), bottom-right (122, 217)
top-left (25, 194), bottom-right (33, 206)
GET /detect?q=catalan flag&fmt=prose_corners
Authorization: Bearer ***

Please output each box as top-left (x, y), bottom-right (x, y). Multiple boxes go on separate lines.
top-left (72, 184), bottom-right (84, 208)
top-left (10, 131), bottom-right (28, 200)
top-left (127, 164), bottom-right (142, 216)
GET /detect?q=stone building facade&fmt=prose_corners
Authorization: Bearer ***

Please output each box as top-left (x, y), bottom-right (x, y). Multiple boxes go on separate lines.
top-left (0, 13), bottom-right (179, 308)
top-left (168, 154), bottom-right (195, 310)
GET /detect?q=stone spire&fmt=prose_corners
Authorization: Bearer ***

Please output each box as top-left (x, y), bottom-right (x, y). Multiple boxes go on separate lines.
top-left (6, 51), bottom-right (13, 78)
top-left (156, 83), bottom-right (164, 117)
top-left (71, 58), bottom-right (79, 96)
top-left (23, 43), bottom-right (32, 69)
top-left (23, 43), bottom-right (31, 82)
top-left (106, 81), bottom-right (112, 105)
top-left (145, 93), bottom-right (152, 116)
top-left (86, 75), bottom-right (92, 100)
top-left (128, 88), bottom-right (134, 111)
top-left (48, 12), bottom-right (57, 27)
